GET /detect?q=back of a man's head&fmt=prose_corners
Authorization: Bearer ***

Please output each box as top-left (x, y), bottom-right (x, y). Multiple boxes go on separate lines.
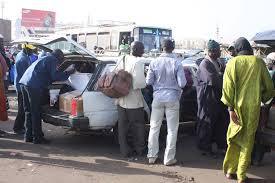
top-left (131, 41), bottom-right (144, 57)
top-left (51, 49), bottom-right (64, 64)
top-left (234, 37), bottom-right (253, 56)
top-left (162, 39), bottom-right (175, 53)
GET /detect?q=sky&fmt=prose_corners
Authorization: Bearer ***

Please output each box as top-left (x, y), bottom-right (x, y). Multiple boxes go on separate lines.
top-left (1, 0), bottom-right (275, 42)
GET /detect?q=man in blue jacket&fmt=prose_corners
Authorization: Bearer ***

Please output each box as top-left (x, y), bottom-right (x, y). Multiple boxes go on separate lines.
top-left (19, 49), bottom-right (75, 144)
top-left (13, 44), bottom-right (34, 134)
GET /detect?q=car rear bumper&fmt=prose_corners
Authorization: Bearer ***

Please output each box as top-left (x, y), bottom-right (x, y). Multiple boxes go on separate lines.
top-left (41, 106), bottom-right (89, 130)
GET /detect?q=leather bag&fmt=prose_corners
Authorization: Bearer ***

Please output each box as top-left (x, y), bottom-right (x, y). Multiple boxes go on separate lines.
top-left (98, 56), bottom-right (132, 98)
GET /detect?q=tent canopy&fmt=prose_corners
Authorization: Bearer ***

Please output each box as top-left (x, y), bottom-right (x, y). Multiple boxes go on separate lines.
top-left (251, 30), bottom-right (275, 46)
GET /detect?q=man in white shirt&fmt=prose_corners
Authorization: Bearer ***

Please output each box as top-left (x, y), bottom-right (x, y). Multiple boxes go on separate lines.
top-left (146, 39), bottom-right (187, 166)
top-left (116, 41), bottom-right (147, 157)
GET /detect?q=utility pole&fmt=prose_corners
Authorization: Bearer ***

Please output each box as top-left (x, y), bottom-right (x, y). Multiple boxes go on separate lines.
top-left (216, 25), bottom-right (220, 42)
top-left (1, 1), bottom-right (4, 19)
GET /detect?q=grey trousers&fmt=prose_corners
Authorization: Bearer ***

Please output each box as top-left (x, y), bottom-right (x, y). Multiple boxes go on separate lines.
top-left (118, 106), bottom-right (145, 156)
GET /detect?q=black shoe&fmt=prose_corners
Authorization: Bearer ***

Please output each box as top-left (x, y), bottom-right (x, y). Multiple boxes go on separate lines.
top-left (136, 149), bottom-right (147, 157)
top-left (14, 129), bottom-right (25, 135)
top-left (24, 137), bottom-right (33, 143)
top-left (33, 137), bottom-right (51, 144)
top-left (0, 130), bottom-right (6, 137)
top-left (0, 130), bottom-right (6, 134)
top-left (252, 160), bottom-right (262, 166)
top-left (201, 151), bottom-right (217, 159)
top-left (122, 151), bottom-right (134, 158)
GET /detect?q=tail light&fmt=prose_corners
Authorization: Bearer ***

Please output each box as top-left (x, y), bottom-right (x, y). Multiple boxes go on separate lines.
top-left (71, 97), bottom-right (84, 117)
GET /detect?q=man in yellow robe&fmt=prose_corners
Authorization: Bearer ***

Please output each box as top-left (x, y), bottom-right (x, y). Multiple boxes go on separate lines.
top-left (222, 37), bottom-right (275, 183)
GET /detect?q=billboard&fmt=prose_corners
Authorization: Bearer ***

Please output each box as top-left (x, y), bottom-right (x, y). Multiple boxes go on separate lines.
top-left (21, 8), bottom-right (56, 31)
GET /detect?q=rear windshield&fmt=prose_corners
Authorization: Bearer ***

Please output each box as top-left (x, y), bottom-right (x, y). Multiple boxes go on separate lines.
top-left (45, 40), bottom-right (88, 55)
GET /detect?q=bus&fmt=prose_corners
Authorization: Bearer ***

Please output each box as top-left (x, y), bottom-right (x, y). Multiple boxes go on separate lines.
top-left (56, 24), bottom-right (172, 55)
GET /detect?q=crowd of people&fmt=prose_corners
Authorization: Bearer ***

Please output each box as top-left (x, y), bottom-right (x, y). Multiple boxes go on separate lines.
top-left (0, 37), bottom-right (275, 183)
top-left (114, 38), bottom-right (275, 183)
top-left (0, 43), bottom-right (75, 143)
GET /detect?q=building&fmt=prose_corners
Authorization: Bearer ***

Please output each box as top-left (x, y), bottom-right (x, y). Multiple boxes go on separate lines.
top-left (0, 18), bottom-right (11, 45)
top-left (175, 38), bottom-right (207, 50)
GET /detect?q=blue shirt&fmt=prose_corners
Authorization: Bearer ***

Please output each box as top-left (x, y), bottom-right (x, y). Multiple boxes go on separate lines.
top-left (146, 53), bottom-right (187, 102)
top-left (19, 54), bottom-right (69, 89)
top-left (14, 50), bottom-right (30, 92)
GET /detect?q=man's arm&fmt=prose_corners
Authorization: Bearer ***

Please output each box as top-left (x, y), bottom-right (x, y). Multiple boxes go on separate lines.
top-left (221, 62), bottom-right (235, 108)
top-left (15, 58), bottom-right (29, 80)
top-left (176, 62), bottom-right (187, 88)
top-left (220, 61), bottom-right (239, 125)
top-left (132, 61), bottom-right (146, 89)
top-left (200, 60), bottom-right (221, 87)
top-left (146, 62), bottom-right (155, 86)
top-left (48, 58), bottom-right (70, 81)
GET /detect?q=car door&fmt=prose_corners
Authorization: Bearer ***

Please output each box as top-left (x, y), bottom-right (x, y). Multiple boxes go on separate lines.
top-left (82, 63), bottom-right (118, 130)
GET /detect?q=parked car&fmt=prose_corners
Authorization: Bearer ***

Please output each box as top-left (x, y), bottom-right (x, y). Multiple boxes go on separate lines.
top-left (13, 36), bottom-right (198, 137)
top-left (252, 100), bottom-right (275, 165)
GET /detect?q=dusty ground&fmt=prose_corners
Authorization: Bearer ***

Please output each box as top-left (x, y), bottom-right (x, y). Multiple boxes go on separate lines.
top-left (0, 91), bottom-right (274, 183)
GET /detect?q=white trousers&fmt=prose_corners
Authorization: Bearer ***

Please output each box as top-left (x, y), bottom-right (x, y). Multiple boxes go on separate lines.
top-left (147, 100), bottom-right (179, 164)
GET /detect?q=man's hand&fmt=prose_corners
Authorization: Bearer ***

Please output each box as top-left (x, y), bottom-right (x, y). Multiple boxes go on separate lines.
top-left (66, 68), bottom-right (76, 75)
top-left (229, 111), bottom-right (240, 125)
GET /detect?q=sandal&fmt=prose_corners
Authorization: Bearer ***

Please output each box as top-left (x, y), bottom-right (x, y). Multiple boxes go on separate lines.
top-left (225, 173), bottom-right (237, 180)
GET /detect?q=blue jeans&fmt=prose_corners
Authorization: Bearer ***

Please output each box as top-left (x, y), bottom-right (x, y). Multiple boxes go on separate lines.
top-left (21, 85), bottom-right (43, 140)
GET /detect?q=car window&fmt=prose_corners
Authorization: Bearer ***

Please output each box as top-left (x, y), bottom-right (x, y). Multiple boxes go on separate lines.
top-left (93, 64), bottom-right (116, 91)
top-left (101, 64), bottom-right (116, 75)
top-left (45, 40), bottom-right (88, 55)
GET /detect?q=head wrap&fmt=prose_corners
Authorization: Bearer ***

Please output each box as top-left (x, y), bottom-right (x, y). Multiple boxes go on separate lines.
top-left (267, 52), bottom-right (275, 61)
top-left (22, 44), bottom-right (36, 50)
top-left (207, 40), bottom-right (220, 50)
top-left (234, 37), bottom-right (253, 55)
top-left (266, 52), bottom-right (275, 65)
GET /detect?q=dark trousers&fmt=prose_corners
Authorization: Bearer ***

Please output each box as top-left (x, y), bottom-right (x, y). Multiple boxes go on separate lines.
top-left (118, 106), bottom-right (145, 156)
top-left (21, 85), bottom-right (43, 140)
top-left (4, 80), bottom-right (9, 109)
top-left (13, 91), bottom-right (25, 132)
top-left (197, 110), bottom-right (229, 152)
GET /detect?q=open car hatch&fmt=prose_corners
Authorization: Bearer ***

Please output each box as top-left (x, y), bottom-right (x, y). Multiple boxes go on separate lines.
top-left (12, 36), bottom-right (99, 63)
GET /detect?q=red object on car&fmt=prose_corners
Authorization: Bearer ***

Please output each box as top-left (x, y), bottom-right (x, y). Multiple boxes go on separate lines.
top-left (71, 97), bottom-right (83, 117)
